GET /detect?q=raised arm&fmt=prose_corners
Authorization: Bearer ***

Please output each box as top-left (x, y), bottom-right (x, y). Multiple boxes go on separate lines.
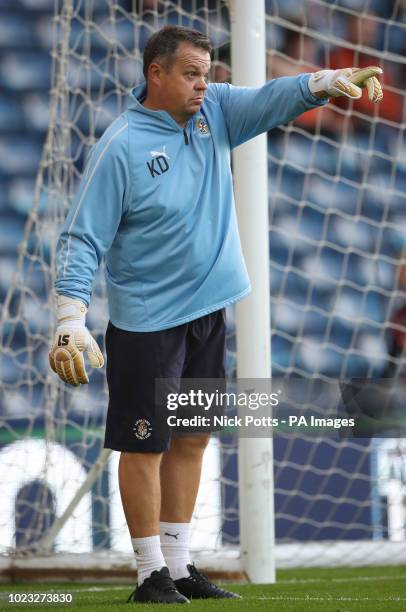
top-left (211, 66), bottom-right (383, 149)
top-left (212, 74), bottom-right (326, 149)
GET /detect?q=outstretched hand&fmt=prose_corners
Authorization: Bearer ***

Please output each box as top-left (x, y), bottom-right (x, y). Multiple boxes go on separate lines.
top-left (309, 66), bottom-right (383, 103)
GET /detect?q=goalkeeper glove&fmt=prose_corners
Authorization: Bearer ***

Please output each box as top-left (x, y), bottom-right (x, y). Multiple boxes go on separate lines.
top-left (49, 295), bottom-right (104, 386)
top-left (308, 66), bottom-right (383, 103)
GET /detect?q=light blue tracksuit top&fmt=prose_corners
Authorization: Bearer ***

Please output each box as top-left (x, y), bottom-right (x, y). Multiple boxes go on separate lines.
top-left (55, 75), bottom-right (326, 331)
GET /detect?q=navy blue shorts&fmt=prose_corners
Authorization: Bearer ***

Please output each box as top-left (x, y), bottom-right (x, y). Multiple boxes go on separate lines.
top-left (104, 309), bottom-right (226, 452)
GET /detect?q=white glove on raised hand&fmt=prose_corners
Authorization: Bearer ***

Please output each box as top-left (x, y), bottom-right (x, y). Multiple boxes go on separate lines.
top-left (49, 295), bottom-right (104, 386)
top-left (308, 66), bottom-right (383, 103)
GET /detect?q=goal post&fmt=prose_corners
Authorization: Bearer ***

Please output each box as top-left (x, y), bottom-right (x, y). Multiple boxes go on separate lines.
top-left (230, 0), bottom-right (275, 584)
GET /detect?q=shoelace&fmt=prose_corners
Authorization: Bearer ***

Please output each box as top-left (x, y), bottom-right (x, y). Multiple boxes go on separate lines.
top-left (188, 564), bottom-right (226, 595)
top-left (127, 571), bottom-right (178, 602)
top-left (188, 564), bottom-right (209, 582)
top-left (155, 574), bottom-right (178, 593)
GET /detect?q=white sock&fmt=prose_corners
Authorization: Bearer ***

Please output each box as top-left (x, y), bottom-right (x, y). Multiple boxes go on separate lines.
top-left (160, 521), bottom-right (192, 581)
top-left (131, 535), bottom-right (166, 585)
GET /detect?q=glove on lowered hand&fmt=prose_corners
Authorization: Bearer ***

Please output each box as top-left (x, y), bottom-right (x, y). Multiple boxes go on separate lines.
top-left (49, 295), bottom-right (104, 386)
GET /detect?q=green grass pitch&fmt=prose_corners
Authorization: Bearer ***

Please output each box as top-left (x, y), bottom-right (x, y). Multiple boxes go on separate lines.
top-left (1, 565), bottom-right (406, 611)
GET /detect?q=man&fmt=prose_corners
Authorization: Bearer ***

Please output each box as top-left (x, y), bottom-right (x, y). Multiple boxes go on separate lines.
top-left (49, 25), bottom-right (383, 604)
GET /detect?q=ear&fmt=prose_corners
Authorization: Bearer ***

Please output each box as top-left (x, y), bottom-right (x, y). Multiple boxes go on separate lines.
top-left (147, 61), bottom-right (164, 87)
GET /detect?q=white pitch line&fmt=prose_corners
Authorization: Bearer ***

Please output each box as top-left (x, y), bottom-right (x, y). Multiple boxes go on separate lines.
top-left (278, 574), bottom-right (406, 585)
top-left (47, 574), bottom-right (406, 591)
top-left (37, 573), bottom-right (406, 591)
top-left (252, 596), bottom-right (406, 602)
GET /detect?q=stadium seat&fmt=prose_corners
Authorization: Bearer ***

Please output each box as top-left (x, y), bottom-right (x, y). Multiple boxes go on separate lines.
top-left (1, 383), bottom-right (44, 417)
top-left (72, 84), bottom-right (149, 136)
top-left (357, 255), bottom-right (395, 290)
top-left (296, 328), bottom-right (376, 376)
top-left (357, 333), bottom-right (388, 372)
top-left (7, 178), bottom-right (39, 216)
top-left (332, 287), bottom-right (387, 328)
top-left (0, 13), bottom-right (37, 49)
top-left (0, 52), bottom-right (51, 91)
top-left (20, 294), bottom-right (53, 334)
top-left (0, 255), bottom-right (19, 299)
top-left (272, 299), bottom-right (304, 334)
top-left (271, 333), bottom-right (295, 372)
top-left (269, 262), bottom-right (285, 292)
top-left (327, 215), bottom-right (375, 253)
top-left (279, 132), bottom-right (312, 169)
top-left (17, 0), bottom-right (55, 10)
top-left (92, 14), bottom-right (136, 50)
top-left (373, 124), bottom-right (400, 154)
top-left (314, 139), bottom-right (339, 175)
top-left (299, 248), bottom-right (345, 290)
top-left (338, 139), bottom-right (365, 180)
top-left (393, 176), bottom-right (406, 208)
top-left (305, 174), bottom-right (362, 214)
top-left (0, 342), bottom-right (50, 386)
top-left (0, 97), bottom-right (25, 132)
top-left (0, 215), bottom-right (25, 255)
top-left (269, 227), bottom-right (291, 262)
top-left (21, 94), bottom-right (49, 132)
top-left (382, 214), bottom-right (406, 254)
top-left (272, 299), bottom-right (330, 336)
top-left (271, 210), bottom-right (324, 256)
top-left (0, 137), bottom-right (43, 177)
top-left (297, 335), bottom-right (344, 375)
top-left (116, 56), bottom-right (145, 90)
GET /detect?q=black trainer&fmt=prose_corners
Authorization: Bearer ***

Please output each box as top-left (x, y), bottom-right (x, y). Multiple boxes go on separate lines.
top-left (174, 564), bottom-right (241, 599)
top-left (127, 566), bottom-right (190, 604)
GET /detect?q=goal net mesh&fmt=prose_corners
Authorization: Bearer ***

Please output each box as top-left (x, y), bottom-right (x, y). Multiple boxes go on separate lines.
top-left (1, 0), bottom-right (406, 572)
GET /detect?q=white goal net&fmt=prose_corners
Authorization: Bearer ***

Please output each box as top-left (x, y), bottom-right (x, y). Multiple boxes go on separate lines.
top-left (1, 0), bottom-right (406, 579)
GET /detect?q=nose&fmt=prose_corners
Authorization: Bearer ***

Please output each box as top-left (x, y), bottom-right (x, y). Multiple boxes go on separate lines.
top-left (197, 76), bottom-right (208, 91)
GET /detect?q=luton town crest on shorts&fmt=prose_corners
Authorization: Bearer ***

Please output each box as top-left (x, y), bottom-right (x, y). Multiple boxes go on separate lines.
top-left (133, 418), bottom-right (152, 440)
